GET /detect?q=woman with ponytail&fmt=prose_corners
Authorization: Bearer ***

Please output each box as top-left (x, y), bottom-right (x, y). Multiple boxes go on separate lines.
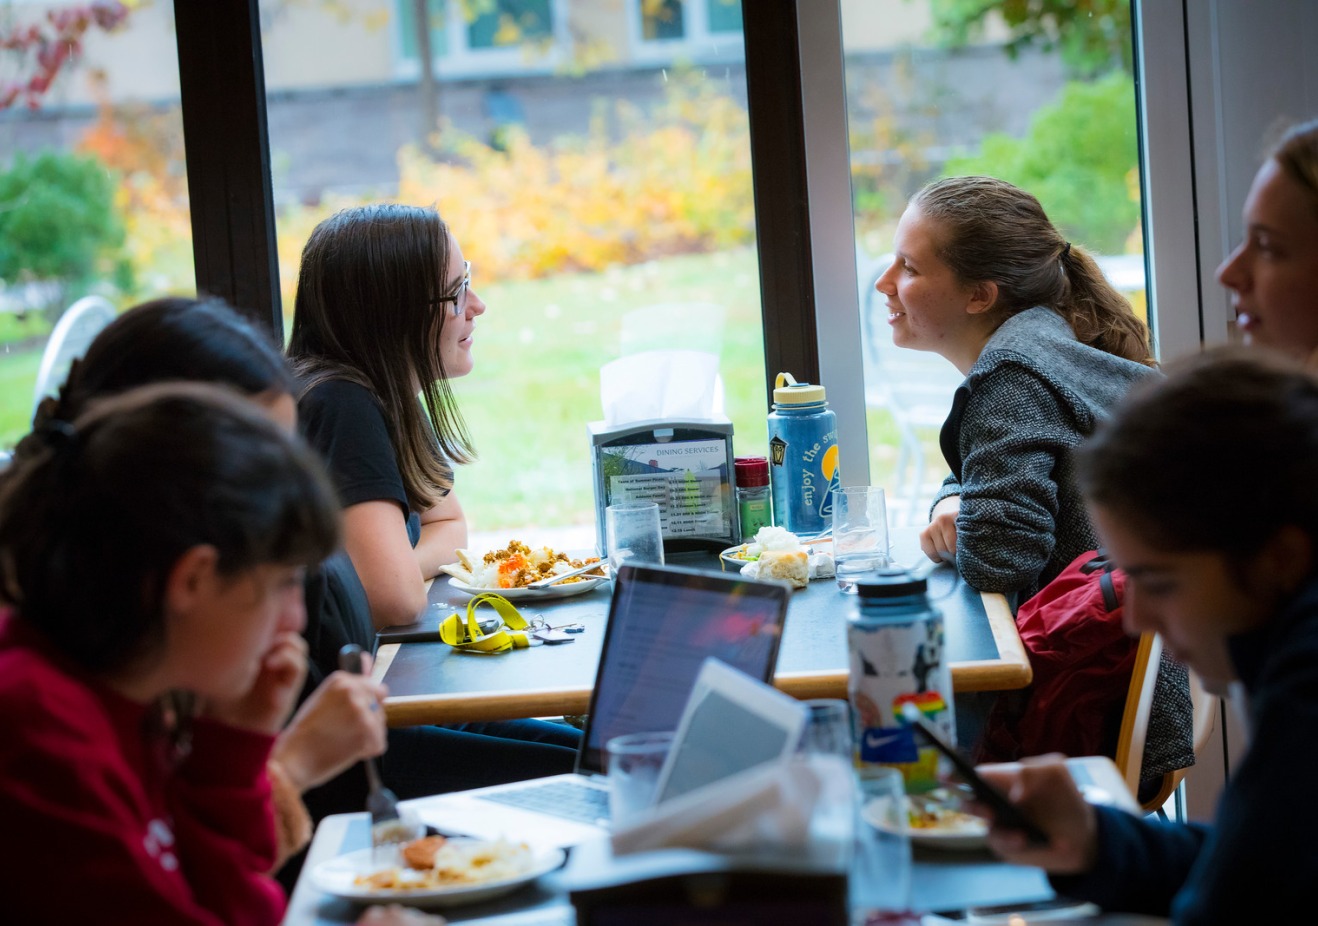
top-left (876, 175), bottom-right (1156, 601)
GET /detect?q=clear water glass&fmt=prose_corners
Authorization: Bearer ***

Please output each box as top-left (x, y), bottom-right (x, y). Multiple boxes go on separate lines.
top-left (606, 730), bottom-right (674, 826)
top-left (835, 486), bottom-right (890, 593)
top-left (605, 501), bottom-right (665, 578)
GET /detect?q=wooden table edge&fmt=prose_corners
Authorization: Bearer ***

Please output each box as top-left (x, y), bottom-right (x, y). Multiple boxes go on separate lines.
top-left (378, 590), bottom-right (1032, 726)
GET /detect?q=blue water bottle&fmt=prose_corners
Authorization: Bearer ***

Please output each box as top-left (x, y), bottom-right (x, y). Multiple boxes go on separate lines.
top-left (847, 569), bottom-right (956, 791)
top-left (767, 372), bottom-right (839, 536)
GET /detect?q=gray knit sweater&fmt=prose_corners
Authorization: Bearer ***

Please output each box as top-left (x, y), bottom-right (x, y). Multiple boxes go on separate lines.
top-left (933, 306), bottom-right (1156, 601)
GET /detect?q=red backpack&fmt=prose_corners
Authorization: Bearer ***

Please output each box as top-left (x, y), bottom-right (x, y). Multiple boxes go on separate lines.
top-left (978, 550), bottom-right (1138, 763)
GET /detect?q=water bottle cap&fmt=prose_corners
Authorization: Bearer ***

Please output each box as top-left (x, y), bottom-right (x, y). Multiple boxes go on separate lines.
top-left (734, 456), bottom-right (770, 487)
top-left (856, 568), bottom-right (928, 599)
top-left (773, 372), bottom-right (827, 405)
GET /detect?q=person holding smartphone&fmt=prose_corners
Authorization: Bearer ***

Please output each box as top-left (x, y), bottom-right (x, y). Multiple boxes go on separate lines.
top-left (974, 348), bottom-right (1318, 921)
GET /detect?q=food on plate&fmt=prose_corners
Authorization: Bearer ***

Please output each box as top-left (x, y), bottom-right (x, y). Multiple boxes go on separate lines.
top-left (758, 549), bottom-right (810, 588)
top-left (729, 526), bottom-right (834, 585)
top-left (440, 540), bottom-right (603, 589)
top-left (352, 835), bottom-right (535, 891)
top-left (401, 835), bottom-right (446, 870)
top-left (726, 525), bottom-right (805, 563)
top-left (905, 791), bottom-right (986, 833)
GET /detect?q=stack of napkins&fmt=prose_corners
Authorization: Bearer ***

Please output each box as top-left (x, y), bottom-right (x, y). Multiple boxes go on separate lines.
top-left (610, 755), bottom-right (854, 866)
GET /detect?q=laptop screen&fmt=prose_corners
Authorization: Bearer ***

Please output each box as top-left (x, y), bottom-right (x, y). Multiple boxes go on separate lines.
top-left (578, 563), bottom-right (790, 774)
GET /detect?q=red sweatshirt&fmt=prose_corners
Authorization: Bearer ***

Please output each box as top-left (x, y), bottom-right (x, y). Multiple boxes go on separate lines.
top-left (0, 614), bottom-right (286, 925)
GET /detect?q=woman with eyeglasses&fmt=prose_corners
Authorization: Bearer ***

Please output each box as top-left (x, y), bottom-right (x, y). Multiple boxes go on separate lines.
top-left (287, 205), bottom-right (579, 798)
top-left (289, 204), bottom-right (482, 631)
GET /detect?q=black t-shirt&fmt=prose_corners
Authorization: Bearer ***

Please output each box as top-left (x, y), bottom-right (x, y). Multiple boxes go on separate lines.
top-left (299, 378), bottom-right (452, 546)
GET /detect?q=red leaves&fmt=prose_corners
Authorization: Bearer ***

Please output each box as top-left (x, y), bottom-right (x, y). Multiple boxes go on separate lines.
top-left (0, 1), bottom-right (130, 110)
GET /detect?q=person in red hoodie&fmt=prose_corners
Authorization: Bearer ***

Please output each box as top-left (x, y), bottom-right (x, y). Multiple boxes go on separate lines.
top-left (0, 383), bottom-right (338, 925)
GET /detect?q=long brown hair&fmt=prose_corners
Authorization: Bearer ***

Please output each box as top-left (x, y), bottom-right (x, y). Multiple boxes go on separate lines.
top-left (287, 204), bottom-right (474, 512)
top-left (1077, 346), bottom-right (1318, 563)
top-left (1270, 118), bottom-right (1318, 217)
top-left (911, 176), bottom-right (1155, 367)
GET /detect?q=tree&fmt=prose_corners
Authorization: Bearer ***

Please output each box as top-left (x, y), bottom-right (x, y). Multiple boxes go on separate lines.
top-left (927, 0), bottom-right (1132, 77)
top-left (943, 71), bottom-right (1139, 253)
top-left (0, 1), bottom-right (132, 110)
top-left (0, 150), bottom-right (125, 290)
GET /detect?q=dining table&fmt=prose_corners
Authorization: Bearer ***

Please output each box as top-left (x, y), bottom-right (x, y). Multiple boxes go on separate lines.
top-left (282, 811), bottom-right (1067, 926)
top-left (370, 527), bottom-right (1031, 727)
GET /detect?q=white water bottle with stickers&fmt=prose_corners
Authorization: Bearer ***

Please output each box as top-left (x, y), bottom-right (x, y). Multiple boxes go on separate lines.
top-left (847, 569), bottom-right (955, 792)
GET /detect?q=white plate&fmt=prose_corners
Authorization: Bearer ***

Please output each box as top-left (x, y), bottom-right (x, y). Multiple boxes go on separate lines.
top-left (446, 576), bottom-right (607, 600)
top-left (862, 794), bottom-right (989, 851)
top-left (310, 844), bottom-right (566, 909)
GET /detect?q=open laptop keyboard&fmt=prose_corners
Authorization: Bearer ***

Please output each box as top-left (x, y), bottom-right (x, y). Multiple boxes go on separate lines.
top-left (479, 779), bottom-right (610, 824)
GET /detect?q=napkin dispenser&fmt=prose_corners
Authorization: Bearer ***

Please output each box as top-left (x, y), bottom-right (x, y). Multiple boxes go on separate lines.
top-left (589, 418), bottom-right (740, 556)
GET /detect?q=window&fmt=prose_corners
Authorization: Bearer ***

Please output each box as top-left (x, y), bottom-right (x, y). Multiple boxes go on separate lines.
top-left (263, 0), bottom-right (763, 549)
top-left (837, 1), bottom-right (1146, 526)
top-left (631, 0), bottom-right (745, 63)
top-left (396, 0), bottom-right (563, 79)
top-left (0, 2), bottom-right (193, 447)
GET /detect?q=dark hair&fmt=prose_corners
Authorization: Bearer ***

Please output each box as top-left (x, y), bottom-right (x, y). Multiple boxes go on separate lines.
top-left (1269, 118), bottom-right (1318, 218)
top-left (287, 203), bottom-right (473, 512)
top-left (24, 296), bottom-right (294, 454)
top-left (1077, 346), bottom-right (1318, 561)
top-left (910, 176), bottom-right (1155, 367)
top-left (0, 383), bottom-right (340, 674)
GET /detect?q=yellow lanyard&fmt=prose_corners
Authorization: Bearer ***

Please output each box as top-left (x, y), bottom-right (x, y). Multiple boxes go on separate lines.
top-left (438, 592), bottom-right (531, 654)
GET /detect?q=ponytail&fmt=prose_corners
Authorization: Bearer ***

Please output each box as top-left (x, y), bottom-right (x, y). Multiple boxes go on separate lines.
top-left (1058, 244), bottom-right (1156, 366)
top-left (911, 176), bottom-right (1155, 367)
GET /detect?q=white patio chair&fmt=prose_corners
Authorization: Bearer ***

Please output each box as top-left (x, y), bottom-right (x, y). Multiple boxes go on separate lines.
top-left (31, 295), bottom-right (117, 421)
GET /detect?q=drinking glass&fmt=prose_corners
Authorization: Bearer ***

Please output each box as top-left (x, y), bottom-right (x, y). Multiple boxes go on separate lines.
top-left (606, 730), bottom-right (674, 826)
top-left (834, 486), bottom-right (890, 593)
top-left (605, 501), bottom-right (665, 577)
top-left (853, 766), bottom-right (915, 921)
top-left (797, 698), bottom-right (854, 760)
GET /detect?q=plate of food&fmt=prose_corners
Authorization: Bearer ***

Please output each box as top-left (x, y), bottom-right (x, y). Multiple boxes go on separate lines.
top-left (862, 789), bottom-right (990, 850)
top-left (440, 540), bottom-right (607, 600)
top-left (720, 526), bottom-right (833, 588)
top-left (310, 835), bottom-right (566, 909)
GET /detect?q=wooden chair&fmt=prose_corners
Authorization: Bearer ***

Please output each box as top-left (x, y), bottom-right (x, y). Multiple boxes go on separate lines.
top-left (31, 295), bottom-right (116, 420)
top-left (1115, 632), bottom-right (1219, 813)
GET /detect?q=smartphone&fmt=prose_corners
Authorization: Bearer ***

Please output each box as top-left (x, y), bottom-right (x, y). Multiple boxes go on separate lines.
top-left (900, 703), bottom-right (1049, 845)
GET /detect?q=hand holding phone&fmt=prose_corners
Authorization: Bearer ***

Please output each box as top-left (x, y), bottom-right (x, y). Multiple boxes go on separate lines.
top-left (900, 702), bottom-right (1049, 846)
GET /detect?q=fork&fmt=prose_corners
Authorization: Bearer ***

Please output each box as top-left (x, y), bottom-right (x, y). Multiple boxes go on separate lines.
top-left (525, 560), bottom-right (607, 588)
top-left (337, 644), bottom-right (422, 858)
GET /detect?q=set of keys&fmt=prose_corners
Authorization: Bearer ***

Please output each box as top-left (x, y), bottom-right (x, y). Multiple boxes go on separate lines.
top-left (526, 618), bottom-right (586, 645)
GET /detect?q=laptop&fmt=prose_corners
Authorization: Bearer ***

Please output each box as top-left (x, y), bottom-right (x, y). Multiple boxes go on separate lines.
top-left (403, 562), bottom-right (791, 848)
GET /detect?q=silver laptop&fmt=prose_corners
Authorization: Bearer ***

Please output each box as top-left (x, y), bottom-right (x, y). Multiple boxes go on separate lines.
top-left (403, 562), bottom-right (791, 849)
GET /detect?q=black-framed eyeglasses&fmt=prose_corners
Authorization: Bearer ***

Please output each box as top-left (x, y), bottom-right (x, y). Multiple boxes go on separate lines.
top-left (432, 260), bottom-right (471, 317)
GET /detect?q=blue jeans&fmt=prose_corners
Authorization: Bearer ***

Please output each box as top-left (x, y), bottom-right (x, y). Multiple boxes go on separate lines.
top-left (380, 719), bottom-right (581, 800)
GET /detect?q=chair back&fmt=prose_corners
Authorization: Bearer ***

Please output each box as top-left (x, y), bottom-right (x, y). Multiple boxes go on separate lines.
top-left (32, 295), bottom-right (116, 420)
top-left (1115, 632), bottom-right (1219, 810)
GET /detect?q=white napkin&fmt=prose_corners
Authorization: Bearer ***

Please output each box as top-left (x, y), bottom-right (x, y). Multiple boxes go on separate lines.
top-left (600, 349), bottom-right (722, 427)
top-left (610, 755), bottom-right (854, 867)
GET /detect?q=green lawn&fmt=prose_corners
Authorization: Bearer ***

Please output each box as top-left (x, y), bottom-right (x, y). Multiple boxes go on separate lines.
top-left (0, 248), bottom-right (921, 532)
top-left (0, 349), bottom-right (44, 446)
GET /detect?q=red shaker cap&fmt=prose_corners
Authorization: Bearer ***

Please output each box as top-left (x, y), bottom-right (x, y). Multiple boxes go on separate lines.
top-left (735, 456), bottom-right (770, 487)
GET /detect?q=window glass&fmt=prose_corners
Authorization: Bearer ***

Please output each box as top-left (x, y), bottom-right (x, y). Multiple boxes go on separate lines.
top-left (642, 0), bottom-right (684, 41)
top-left (261, 0), bottom-right (762, 549)
top-left (398, 0), bottom-right (448, 61)
top-left (707, 0), bottom-right (741, 34)
top-left (467, 0), bottom-right (552, 49)
top-left (0, 2), bottom-right (193, 449)
top-left (840, 1), bottom-right (1143, 527)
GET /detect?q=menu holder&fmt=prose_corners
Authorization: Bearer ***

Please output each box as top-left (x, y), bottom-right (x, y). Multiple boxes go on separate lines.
top-left (588, 418), bottom-right (740, 556)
